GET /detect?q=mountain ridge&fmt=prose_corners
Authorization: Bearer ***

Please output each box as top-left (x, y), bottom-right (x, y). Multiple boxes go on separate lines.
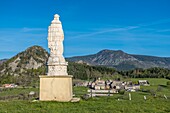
top-left (67, 49), bottom-right (170, 70)
top-left (1, 46), bottom-right (170, 72)
top-left (0, 46), bottom-right (170, 86)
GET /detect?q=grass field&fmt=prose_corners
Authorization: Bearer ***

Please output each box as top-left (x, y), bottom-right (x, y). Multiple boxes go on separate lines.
top-left (0, 88), bottom-right (38, 97)
top-left (0, 78), bottom-right (170, 113)
top-left (129, 78), bottom-right (169, 85)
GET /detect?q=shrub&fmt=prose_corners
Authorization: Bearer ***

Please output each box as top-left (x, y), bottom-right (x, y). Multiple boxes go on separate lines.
top-left (81, 94), bottom-right (90, 100)
top-left (119, 89), bottom-right (125, 95)
top-left (150, 89), bottom-right (156, 97)
top-left (167, 81), bottom-right (170, 85)
top-left (157, 86), bottom-right (162, 92)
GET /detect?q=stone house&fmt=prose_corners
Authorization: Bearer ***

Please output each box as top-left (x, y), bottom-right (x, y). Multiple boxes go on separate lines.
top-left (138, 80), bottom-right (150, 86)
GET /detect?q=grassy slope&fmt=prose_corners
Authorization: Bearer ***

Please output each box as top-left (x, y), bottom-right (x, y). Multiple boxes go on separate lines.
top-left (128, 78), bottom-right (169, 85)
top-left (0, 88), bottom-right (38, 97)
top-left (0, 96), bottom-right (170, 113)
top-left (0, 78), bottom-right (170, 113)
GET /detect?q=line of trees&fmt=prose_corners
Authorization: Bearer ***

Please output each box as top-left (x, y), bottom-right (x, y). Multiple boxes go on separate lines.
top-left (120, 67), bottom-right (170, 79)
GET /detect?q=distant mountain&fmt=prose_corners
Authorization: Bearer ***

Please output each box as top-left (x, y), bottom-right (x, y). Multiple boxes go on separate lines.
top-left (0, 59), bottom-right (8, 65)
top-left (67, 49), bottom-right (170, 70)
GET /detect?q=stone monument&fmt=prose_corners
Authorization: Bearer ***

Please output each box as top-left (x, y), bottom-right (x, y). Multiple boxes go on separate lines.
top-left (39, 14), bottom-right (73, 101)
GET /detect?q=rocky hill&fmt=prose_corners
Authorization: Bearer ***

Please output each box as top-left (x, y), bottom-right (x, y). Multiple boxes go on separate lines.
top-left (0, 46), bottom-right (49, 77)
top-left (67, 49), bottom-right (170, 70)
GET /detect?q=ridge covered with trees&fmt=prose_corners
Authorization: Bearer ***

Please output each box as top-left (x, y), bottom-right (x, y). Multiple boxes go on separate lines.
top-left (0, 46), bottom-right (170, 86)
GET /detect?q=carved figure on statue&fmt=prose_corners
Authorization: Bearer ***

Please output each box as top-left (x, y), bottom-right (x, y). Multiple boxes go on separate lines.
top-left (47, 14), bottom-right (68, 76)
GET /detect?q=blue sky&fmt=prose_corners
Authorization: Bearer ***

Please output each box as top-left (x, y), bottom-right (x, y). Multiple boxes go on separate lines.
top-left (0, 0), bottom-right (170, 59)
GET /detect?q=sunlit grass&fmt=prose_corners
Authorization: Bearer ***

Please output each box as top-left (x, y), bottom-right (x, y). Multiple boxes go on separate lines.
top-left (0, 78), bottom-right (170, 113)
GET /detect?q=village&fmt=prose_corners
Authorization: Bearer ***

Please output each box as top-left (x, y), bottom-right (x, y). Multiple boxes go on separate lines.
top-left (74, 78), bottom-right (150, 97)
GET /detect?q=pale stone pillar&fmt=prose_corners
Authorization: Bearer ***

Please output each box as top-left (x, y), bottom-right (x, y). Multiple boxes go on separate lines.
top-left (39, 75), bottom-right (73, 101)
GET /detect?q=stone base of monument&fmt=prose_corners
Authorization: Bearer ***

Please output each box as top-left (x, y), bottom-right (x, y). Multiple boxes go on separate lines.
top-left (39, 75), bottom-right (73, 102)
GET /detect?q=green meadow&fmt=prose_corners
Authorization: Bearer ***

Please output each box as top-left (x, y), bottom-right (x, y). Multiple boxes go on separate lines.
top-left (0, 78), bottom-right (170, 113)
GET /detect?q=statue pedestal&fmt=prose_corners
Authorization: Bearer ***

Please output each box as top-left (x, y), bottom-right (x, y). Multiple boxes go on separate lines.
top-left (39, 75), bottom-right (73, 102)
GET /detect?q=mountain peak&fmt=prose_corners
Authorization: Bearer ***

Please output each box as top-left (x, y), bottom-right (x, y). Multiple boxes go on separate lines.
top-left (97, 49), bottom-right (127, 57)
top-left (68, 49), bottom-right (170, 70)
top-left (98, 49), bottom-right (121, 53)
top-left (99, 49), bottom-right (124, 53)
top-left (0, 45), bottom-right (49, 76)
top-left (26, 45), bottom-right (46, 52)
top-left (20, 45), bottom-right (49, 59)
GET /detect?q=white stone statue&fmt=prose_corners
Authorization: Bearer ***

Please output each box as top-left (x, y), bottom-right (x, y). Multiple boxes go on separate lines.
top-left (47, 14), bottom-right (68, 76)
top-left (39, 14), bottom-right (73, 102)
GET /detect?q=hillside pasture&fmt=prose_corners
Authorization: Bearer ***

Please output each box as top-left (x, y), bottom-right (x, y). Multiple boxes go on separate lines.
top-left (0, 78), bottom-right (170, 113)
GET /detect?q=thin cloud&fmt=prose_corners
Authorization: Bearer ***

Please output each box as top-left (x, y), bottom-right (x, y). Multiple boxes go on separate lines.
top-left (0, 28), bottom-right (46, 39)
top-left (66, 18), bottom-right (170, 40)
top-left (156, 29), bottom-right (170, 32)
top-left (67, 26), bottom-right (139, 40)
top-left (21, 27), bottom-right (46, 32)
top-left (138, 18), bottom-right (170, 27)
